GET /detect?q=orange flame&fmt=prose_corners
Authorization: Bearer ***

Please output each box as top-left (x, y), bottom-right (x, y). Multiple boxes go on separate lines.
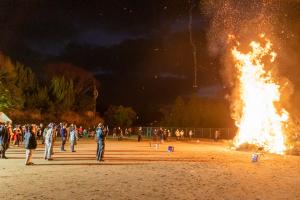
top-left (232, 35), bottom-right (288, 154)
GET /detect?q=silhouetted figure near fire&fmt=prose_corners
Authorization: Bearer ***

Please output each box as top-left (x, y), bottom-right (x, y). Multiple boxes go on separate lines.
top-left (214, 130), bottom-right (220, 142)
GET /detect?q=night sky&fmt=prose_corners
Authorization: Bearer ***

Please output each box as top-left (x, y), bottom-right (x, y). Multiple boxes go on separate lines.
top-left (0, 0), bottom-right (299, 123)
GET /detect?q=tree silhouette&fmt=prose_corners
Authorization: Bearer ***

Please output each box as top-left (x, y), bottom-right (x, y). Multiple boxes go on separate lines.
top-left (0, 53), bottom-right (24, 110)
top-left (50, 76), bottom-right (75, 111)
top-left (105, 105), bottom-right (137, 127)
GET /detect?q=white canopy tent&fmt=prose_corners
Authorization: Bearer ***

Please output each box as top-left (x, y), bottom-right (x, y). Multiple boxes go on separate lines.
top-left (0, 112), bottom-right (12, 123)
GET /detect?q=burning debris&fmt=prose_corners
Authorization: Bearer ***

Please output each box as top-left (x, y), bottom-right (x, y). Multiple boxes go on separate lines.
top-left (201, 0), bottom-right (299, 155)
top-left (231, 34), bottom-right (288, 154)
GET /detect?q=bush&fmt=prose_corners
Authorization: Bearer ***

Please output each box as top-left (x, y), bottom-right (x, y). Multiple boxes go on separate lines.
top-left (60, 111), bottom-right (83, 125)
top-left (8, 110), bottom-right (103, 127)
top-left (9, 110), bottom-right (43, 124)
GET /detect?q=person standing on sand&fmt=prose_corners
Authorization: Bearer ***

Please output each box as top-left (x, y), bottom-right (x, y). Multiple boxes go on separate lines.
top-left (188, 130), bottom-right (193, 140)
top-left (112, 127), bottom-right (117, 138)
top-left (83, 128), bottom-right (88, 138)
top-left (95, 124), bottom-right (105, 162)
top-left (24, 126), bottom-right (37, 165)
top-left (44, 123), bottom-right (54, 160)
top-left (214, 130), bottom-right (220, 142)
top-left (42, 126), bottom-right (48, 144)
top-left (37, 123), bottom-right (43, 141)
top-left (69, 126), bottom-right (78, 152)
top-left (15, 125), bottom-right (22, 146)
top-left (0, 123), bottom-right (10, 159)
top-left (78, 126), bottom-right (83, 138)
top-left (137, 127), bottom-right (142, 142)
top-left (60, 124), bottom-right (67, 151)
top-left (175, 129), bottom-right (180, 141)
top-left (180, 130), bottom-right (184, 140)
top-left (8, 123), bottom-right (14, 145)
top-left (117, 127), bottom-right (123, 141)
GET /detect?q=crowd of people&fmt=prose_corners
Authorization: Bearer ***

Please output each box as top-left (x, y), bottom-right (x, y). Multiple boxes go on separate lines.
top-left (0, 122), bottom-right (222, 166)
top-left (109, 127), bottom-right (194, 142)
top-left (151, 128), bottom-right (194, 142)
top-left (0, 122), bottom-right (107, 165)
top-left (111, 127), bottom-right (143, 141)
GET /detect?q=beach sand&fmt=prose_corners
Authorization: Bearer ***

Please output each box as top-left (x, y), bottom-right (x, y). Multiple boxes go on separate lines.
top-left (0, 139), bottom-right (299, 200)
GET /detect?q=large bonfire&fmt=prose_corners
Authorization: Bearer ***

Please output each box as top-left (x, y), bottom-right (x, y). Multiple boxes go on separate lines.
top-left (231, 34), bottom-right (289, 154)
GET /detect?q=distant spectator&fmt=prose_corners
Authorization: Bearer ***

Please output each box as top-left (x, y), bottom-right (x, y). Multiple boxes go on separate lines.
top-left (24, 126), bottom-right (37, 165)
top-left (69, 126), bottom-right (78, 152)
top-left (112, 128), bottom-right (117, 138)
top-left (180, 130), bottom-right (184, 139)
top-left (152, 129), bottom-right (158, 142)
top-left (214, 130), bottom-right (220, 142)
top-left (44, 123), bottom-right (54, 161)
top-left (128, 128), bottom-right (132, 137)
top-left (78, 126), bottom-right (83, 138)
top-left (137, 127), bottom-right (142, 142)
top-left (60, 124), bottom-right (67, 151)
top-left (14, 126), bottom-right (22, 146)
top-left (175, 129), bottom-right (180, 141)
top-left (117, 127), bottom-right (123, 141)
top-left (42, 126), bottom-right (48, 144)
top-left (166, 129), bottom-right (171, 141)
top-left (95, 124), bottom-right (105, 162)
top-left (83, 129), bottom-right (88, 138)
top-left (188, 130), bottom-right (193, 140)
top-left (8, 124), bottom-right (14, 145)
top-left (0, 123), bottom-right (9, 159)
top-left (37, 123), bottom-right (43, 141)
top-left (125, 128), bottom-right (129, 137)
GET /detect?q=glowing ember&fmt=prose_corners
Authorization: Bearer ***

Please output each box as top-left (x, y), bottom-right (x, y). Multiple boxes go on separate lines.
top-left (232, 34), bottom-right (288, 154)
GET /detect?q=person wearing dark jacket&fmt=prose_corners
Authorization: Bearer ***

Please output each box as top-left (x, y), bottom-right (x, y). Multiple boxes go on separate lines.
top-left (60, 124), bottom-right (67, 151)
top-left (0, 123), bottom-right (10, 159)
top-left (137, 127), bottom-right (143, 142)
top-left (24, 126), bottom-right (37, 165)
top-left (95, 124), bottom-right (105, 162)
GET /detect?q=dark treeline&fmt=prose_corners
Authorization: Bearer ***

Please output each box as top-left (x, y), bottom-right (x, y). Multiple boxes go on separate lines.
top-left (0, 53), bottom-right (101, 125)
top-left (160, 96), bottom-right (234, 128)
top-left (0, 51), bottom-right (233, 128)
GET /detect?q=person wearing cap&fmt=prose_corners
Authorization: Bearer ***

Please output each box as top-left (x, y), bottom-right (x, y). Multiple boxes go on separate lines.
top-left (95, 123), bottom-right (105, 162)
top-left (44, 123), bottom-right (54, 160)
top-left (24, 126), bottom-right (37, 165)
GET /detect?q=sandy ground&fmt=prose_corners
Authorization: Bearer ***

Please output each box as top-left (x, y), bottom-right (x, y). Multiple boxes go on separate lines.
top-left (0, 138), bottom-right (299, 200)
